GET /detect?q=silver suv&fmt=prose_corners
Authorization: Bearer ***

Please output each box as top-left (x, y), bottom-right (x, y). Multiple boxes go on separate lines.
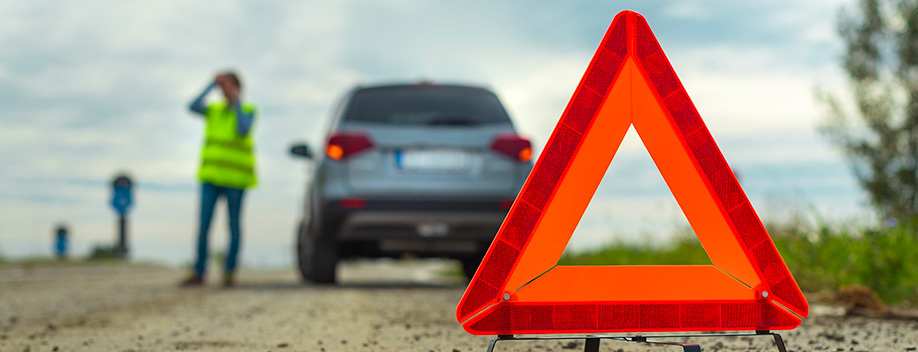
top-left (290, 82), bottom-right (533, 283)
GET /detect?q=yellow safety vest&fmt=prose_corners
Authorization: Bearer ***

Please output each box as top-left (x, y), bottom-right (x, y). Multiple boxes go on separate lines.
top-left (197, 101), bottom-right (257, 189)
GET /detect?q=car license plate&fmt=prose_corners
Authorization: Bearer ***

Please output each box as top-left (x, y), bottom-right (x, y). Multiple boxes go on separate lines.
top-left (396, 148), bottom-right (471, 172)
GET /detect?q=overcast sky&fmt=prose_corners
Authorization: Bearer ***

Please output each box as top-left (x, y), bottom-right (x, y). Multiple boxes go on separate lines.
top-left (0, 0), bottom-right (864, 267)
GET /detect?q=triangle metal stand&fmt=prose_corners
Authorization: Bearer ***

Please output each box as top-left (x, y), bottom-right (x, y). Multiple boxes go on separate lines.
top-left (486, 330), bottom-right (787, 352)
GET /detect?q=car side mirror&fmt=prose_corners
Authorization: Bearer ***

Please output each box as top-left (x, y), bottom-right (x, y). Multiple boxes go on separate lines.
top-left (290, 143), bottom-right (314, 159)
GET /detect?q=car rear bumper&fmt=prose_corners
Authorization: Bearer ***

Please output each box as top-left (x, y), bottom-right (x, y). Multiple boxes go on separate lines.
top-left (339, 211), bottom-right (506, 240)
top-left (318, 197), bottom-right (510, 254)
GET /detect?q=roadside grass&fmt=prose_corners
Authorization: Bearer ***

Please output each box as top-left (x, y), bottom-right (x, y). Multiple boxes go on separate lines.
top-left (0, 253), bottom-right (162, 269)
top-left (559, 217), bottom-right (918, 304)
top-left (770, 217), bottom-right (918, 304)
top-left (437, 263), bottom-right (466, 280)
top-left (0, 256), bottom-right (123, 268)
top-left (559, 228), bottom-right (711, 266)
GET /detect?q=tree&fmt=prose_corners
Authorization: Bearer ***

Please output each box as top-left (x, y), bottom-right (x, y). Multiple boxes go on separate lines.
top-left (820, 0), bottom-right (918, 221)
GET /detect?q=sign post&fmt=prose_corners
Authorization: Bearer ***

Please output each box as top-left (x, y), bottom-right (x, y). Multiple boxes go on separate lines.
top-left (53, 224), bottom-right (68, 260)
top-left (110, 174), bottom-right (133, 258)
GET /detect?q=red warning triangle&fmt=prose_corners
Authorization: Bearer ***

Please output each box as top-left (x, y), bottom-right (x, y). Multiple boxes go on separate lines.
top-left (456, 10), bottom-right (808, 335)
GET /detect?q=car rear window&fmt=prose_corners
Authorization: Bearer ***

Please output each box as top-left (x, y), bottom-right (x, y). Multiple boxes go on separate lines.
top-left (344, 86), bottom-right (512, 126)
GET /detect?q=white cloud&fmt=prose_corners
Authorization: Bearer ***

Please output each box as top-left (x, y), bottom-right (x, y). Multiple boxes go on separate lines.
top-left (664, 2), bottom-right (714, 20)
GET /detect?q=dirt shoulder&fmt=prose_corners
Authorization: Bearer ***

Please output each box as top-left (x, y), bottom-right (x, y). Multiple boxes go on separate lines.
top-left (1, 261), bottom-right (916, 351)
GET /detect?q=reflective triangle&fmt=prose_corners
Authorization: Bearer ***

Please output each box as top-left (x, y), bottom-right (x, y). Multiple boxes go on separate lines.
top-left (456, 10), bottom-right (808, 335)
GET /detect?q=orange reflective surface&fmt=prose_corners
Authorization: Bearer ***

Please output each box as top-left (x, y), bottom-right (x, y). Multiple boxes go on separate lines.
top-left (630, 64), bottom-right (761, 288)
top-left (514, 266), bottom-right (753, 302)
top-left (505, 60), bottom-right (634, 292)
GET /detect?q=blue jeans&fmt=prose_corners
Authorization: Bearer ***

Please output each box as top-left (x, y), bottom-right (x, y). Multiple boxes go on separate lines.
top-left (193, 182), bottom-right (245, 276)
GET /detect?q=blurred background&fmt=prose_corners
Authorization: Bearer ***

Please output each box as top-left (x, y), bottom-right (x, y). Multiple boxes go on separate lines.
top-left (0, 1), bottom-right (859, 269)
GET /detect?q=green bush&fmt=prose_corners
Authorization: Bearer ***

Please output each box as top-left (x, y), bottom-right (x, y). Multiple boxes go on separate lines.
top-left (87, 244), bottom-right (122, 261)
top-left (770, 217), bottom-right (918, 304)
top-left (559, 232), bottom-right (710, 266)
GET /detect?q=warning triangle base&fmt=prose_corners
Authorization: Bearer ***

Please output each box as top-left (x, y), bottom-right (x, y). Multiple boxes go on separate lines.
top-left (480, 331), bottom-right (789, 352)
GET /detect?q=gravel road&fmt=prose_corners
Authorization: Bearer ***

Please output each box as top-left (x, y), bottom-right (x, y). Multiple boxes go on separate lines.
top-left (0, 261), bottom-right (916, 352)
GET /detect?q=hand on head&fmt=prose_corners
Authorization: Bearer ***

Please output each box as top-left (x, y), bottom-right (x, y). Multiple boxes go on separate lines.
top-left (215, 74), bottom-right (240, 103)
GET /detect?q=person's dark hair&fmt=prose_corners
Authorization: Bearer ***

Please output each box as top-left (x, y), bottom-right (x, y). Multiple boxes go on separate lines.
top-left (221, 71), bottom-right (242, 90)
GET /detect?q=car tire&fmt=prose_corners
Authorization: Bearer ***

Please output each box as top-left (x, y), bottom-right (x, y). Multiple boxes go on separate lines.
top-left (310, 235), bottom-right (338, 284)
top-left (296, 220), bottom-right (313, 282)
top-left (297, 219), bottom-right (338, 284)
top-left (460, 254), bottom-right (485, 279)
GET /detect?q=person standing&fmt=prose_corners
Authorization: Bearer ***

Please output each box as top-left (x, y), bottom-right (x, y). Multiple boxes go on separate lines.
top-left (181, 71), bottom-right (257, 287)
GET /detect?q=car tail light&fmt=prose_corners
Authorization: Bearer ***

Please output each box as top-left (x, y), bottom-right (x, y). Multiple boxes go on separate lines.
top-left (490, 134), bottom-right (532, 162)
top-left (340, 198), bottom-right (367, 209)
top-left (326, 132), bottom-right (373, 160)
top-left (499, 199), bottom-right (515, 210)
